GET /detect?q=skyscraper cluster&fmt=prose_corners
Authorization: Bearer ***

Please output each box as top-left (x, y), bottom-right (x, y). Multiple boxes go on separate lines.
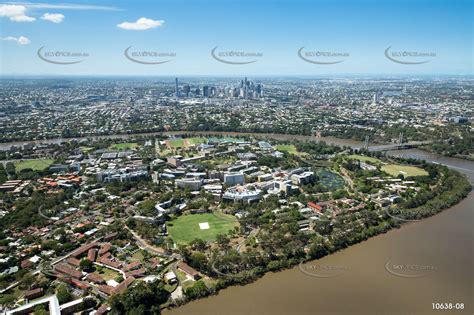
top-left (172, 77), bottom-right (263, 99)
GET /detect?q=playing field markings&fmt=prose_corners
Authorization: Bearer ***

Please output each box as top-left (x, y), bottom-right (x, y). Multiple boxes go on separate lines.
top-left (199, 222), bottom-right (210, 230)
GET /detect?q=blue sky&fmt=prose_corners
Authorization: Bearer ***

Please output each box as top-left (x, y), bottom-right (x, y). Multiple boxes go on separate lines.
top-left (0, 0), bottom-right (472, 76)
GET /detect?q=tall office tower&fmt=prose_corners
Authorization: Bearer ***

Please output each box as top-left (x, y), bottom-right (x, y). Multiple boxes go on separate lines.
top-left (210, 87), bottom-right (216, 97)
top-left (183, 85), bottom-right (190, 97)
top-left (195, 87), bottom-right (201, 96)
top-left (175, 78), bottom-right (179, 98)
top-left (240, 80), bottom-right (244, 88)
top-left (232, 87), bottom-right (239, 97)
top-left (372, 92), bottom-right (380, 105)
top-left (202, 86), bottom-right (209, 97)
top-left (244, 77), bottom-right (248, 99)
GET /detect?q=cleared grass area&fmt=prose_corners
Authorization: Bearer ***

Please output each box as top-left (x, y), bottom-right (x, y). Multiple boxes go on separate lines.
top-left (130, 250), bottom-right (145, 262)
top-left (97, 267), bottom-right (120, 281)
top-left (167, 138), bottom-right (185, 148)
top-left (275, 144), bottom-right (298, 154)
top-left (187, 137), bottom-right (207, 145)
top-left (381, 164), bottom-right (428, 177)
top-left (79, 146), bottom-right (94, 153)
top-left (163, 282), bottom-right (178, 292)
top-left (167, 213), bottom-right (238, 244)
top-left (108, 142), bottom-right (138, 150)
top-left (168, 137), bottom-right (207, 149)
top-left (347, 154), bottom-right (381, 163)
top-left (14, 159), bottom-right (54, 171)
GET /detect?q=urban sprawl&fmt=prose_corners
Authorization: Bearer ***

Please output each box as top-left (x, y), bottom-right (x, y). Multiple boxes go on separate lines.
top-left (0, 77), bottom-right (472, 314)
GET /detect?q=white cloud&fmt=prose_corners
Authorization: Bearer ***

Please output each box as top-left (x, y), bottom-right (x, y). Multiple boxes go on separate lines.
top-left (117, 17), bottom-right (164, 30)
top-left (0, 4), bottom-right (35, 22)
top-left (2, 36), bottom-right (30, 45)
top-left (41, 12), bottom-right (64, 23)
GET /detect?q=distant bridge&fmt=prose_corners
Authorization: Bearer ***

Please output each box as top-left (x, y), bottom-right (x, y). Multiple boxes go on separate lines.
top-left (367, 141), bottom-right (432, 152)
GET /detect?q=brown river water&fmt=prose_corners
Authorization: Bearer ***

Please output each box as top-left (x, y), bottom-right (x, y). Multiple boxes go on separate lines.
top-left (0, 132), bottom-right (472, 315)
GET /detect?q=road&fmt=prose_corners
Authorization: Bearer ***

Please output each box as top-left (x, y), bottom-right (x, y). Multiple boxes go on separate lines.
top-left (236, 228), bottom-right (259, 253)
top-left (125, 226), bottom-right (176, 258)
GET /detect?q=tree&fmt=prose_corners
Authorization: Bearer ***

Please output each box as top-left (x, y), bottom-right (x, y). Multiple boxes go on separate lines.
top-left (19, 273), bottom-right (35, 291)
top-left (5, 162), bottom-right (15, 176)
top-left (188, 252), bottom-right (208, 272)
top-left (33, 304), bottom-right (48, 315)
top-left (308, 238), bottom-right (329, 259)
top-left (0, 294), bottom-right (15, 307)
top-left (189, 238), bottom-right (207, 251)
top-left (56, 284), bottom-right (73, 304)
top-left (80, 259), bottom-right (94, 272)
top-left (110, 281), bottom-right (170, 314)
top-left (216, 234), bottom-right (230, 249)
top-left (184, 280), bottom-right (209, 300)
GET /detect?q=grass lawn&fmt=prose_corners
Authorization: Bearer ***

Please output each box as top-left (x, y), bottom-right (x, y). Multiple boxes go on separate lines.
top-left (381, 164), bottom-right (428, 177)
top-left (275, 144), bottom-right (298, 154)
top-left (130, 250), bottom-right (145, 262)
top-left (14, 159), bottom-right (54, 171)
top-left (159, 149), bottom-right (172, 157)
top-left (98, 267), bottom-right (120, 281)
top-left (79, 146), bottom-right (94, 153)
top-left (187, 137), bottom-right (207, 145)
top-left (168, 137), bottom-right (207, 149)
top-left (168, 138), bottom-right (185, 148)
top-left (108, 142), bottom-right (138, 150)
top-left (163, 282), bottom-right (178, 292)
top-left (347, 154), bottom-right (381, 164)
top-left (176, 270), bottom-right (195, 289)
top-left (167, 213), bottom-right (238, 244)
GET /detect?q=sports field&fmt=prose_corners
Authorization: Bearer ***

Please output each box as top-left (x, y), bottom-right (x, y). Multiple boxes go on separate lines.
top-left (381, 164), bottom-right (428, 177)
top-left (14, 159), bottom-right (54, 171)
top-left (108, 142), bottom-right (138, 150)
top-left (167, 137), bottom-right (207, 149)
top-left (186, 137), bottom-right (207, 145)
top-left (167, 213), bottom-right (238, 244)
top-left (347, 154), bottom-right (381, 163)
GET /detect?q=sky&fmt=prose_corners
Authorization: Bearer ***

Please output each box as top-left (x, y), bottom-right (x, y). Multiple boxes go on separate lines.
top-left (0, 0), bottom-right (472, 76)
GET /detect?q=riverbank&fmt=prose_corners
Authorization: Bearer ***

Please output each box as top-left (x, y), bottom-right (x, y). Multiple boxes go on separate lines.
top-left (0, 130), bottom-right (364, 152)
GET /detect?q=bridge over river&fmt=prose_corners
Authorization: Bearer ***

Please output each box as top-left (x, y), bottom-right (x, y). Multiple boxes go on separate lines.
top-left (367, 140), bottom-right (433, 152)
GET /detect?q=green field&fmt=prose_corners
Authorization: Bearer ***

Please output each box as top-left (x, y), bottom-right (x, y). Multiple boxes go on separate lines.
top-left (79, 146), bottom-right (94, 153)
top-left (347, 154), bottom-right (381, 164)
top-left (108, 142), bottom-right (138, 150)
top-left (167, 137), bottom-right (207, 148)
top-left (275, 144), bottom-right (298, 154)
top-left (14, 159), bottom-right (54, 171)
top-left (187, 137), bottom-right (207, 145)
top-left (167, 213), bottom-right (238, 244)
top-left (381, 164), bottom-right (428, 177)
top-left (168, 138), bottom-right (185, 148)
top-left (98, 267), bottom-right (120, 281)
